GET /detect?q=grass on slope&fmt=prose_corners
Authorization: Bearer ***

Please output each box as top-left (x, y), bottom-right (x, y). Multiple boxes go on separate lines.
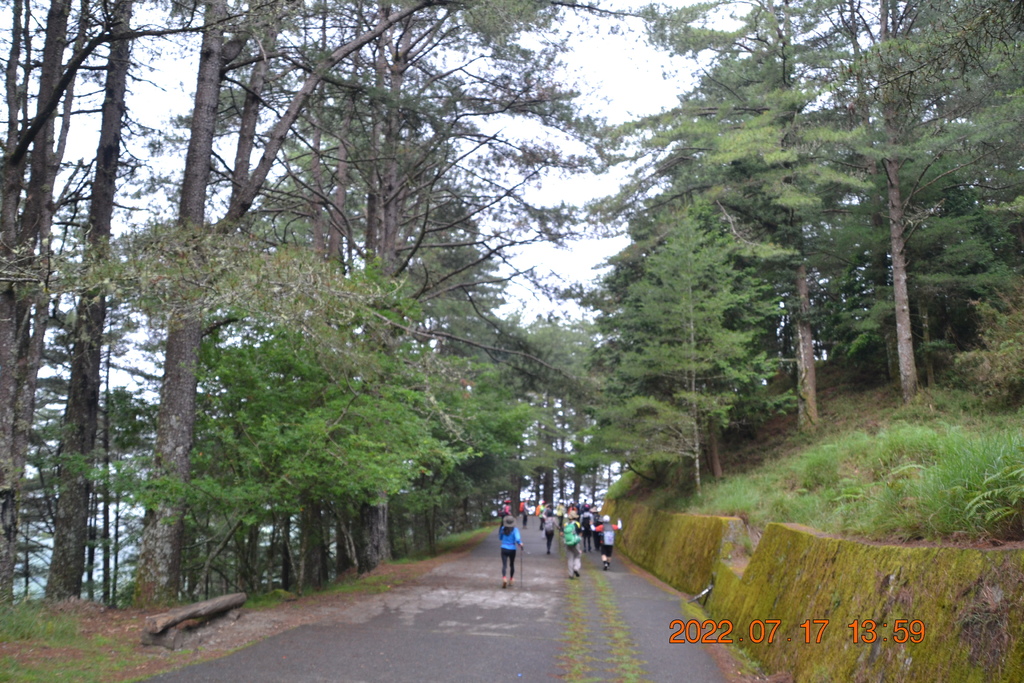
top-left (626, 381), bottom-right (1024, 543)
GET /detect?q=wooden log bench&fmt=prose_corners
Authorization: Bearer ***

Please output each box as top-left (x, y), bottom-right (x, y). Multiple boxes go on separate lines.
top-left (141, 592), bottom-right (247, 650)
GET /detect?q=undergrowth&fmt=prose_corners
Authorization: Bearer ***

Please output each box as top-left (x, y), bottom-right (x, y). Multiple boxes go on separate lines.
top-left (640, 385), bottom-right (1024, 542)
top-left (0, 602), bottom-right (78, 643)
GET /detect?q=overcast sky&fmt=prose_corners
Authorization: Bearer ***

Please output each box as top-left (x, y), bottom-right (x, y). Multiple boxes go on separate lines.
top-left (504, 4), bottom-right (693, 320)
top-left (117, 2), bottom-right (694, 320)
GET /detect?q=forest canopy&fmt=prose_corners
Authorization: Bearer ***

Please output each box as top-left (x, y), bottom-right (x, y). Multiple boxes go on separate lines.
top-left (1, 0), bottom-right (1022, 606)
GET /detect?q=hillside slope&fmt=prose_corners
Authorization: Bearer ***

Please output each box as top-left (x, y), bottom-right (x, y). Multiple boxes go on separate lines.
top-left (617, 364), bottom-right (1024, 545)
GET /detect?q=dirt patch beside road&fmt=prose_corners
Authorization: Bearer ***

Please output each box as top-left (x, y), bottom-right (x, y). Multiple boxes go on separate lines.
top-left (1, 542), bottom-right (483, 682)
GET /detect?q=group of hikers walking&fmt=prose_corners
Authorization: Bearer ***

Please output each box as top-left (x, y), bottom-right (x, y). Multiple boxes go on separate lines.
top-left (497, 498), bottom-right (622, 587)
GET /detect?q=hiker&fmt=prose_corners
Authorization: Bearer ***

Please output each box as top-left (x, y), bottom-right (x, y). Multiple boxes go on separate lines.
top-left (543, 509), bottom-right (557, 554)
top-left (520, 500), bottom-right (529, 528)
top-left (594, 515), bottom-right (623, 571)
top-left (499, 515), bottom-right (523, 588)
top-left (555, 501), bottom-right (566, 530)
top-left (580, 507), bottom-right (594, 552)
top-left (563, 510), bottom-right (583, 579)
top-left (499, 498), bottom-right (512, 518)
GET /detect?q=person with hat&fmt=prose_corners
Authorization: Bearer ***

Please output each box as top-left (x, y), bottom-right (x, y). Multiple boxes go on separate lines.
top-left (499, 515), bottom-right (523, 588)
top-left (594, 515), bottom-right (623, 571)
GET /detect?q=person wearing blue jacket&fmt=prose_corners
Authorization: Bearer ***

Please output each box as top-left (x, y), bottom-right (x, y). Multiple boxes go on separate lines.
top-left (499, 515), bottom-right (523, 588)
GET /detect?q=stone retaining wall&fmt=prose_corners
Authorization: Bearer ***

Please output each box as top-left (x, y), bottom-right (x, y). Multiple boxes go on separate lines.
top-left (604, 499), bottom-right (1024, 682)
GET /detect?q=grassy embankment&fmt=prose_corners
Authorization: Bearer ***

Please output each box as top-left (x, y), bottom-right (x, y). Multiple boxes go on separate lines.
top-left (617, 372), bottom-right (1024, 543)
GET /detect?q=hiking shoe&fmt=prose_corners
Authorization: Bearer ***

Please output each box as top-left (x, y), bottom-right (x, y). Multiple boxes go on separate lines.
top-left (574, 570), bottom-right (580, 577)
top-left (603, 562), bottom-right (609, 571)
top-left (509, 578), bottom-right (514, 586)
top-left (502, 577), bottom-right (507, 588)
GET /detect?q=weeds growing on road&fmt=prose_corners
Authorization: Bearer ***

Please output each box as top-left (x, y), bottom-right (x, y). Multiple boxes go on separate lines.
top-left (591, 571), bottom-right (649, 682)
top-left (558, 563), bottom-right (649, 683)
top-left (559, 578), bottom-right (601, 682)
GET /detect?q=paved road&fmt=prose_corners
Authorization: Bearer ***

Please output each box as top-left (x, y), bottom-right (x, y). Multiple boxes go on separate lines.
top-left (145, 526), bottom-right (725, 682)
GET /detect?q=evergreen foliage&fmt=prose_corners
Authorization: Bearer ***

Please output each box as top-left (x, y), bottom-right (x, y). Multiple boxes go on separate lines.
top-left (3, 0), bottom-right (1024, 603)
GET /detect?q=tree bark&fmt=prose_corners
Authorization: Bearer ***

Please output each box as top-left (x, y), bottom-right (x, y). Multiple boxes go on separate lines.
top-left (877, 1), bottom-right (918, 404)
top-left (281, 514), bottom-right (292, 591)
top-left (335, 512), bottom-right (356, 575)
top-left (0, 0), bottom-right (71, 602)
top-left (299, 499), bottom-right (326, 591)
top-left (883, 151), bottom-right (919, 403)
top-left (795, 264), bottom-right (819, 430)
top-left (143, 592), bottom-right (247, 634)
top-left (135, 0), bottom-right (226, 606)
top-left (48, 0), bottom-right (133, 600)
top-left (921, 302), bottom-right (934, 388)
top-left (706, 423), bottom-right (723, 479)
top-left (356, 498), bottom-right (390, 574)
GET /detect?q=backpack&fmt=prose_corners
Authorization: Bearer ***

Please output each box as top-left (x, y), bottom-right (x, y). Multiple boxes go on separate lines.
top-left (603, 527), bottom-right (615, 546)
top-left (544, 516), bottom-right (556, 533)
top-left (564, 521), bottom-right (580, 546)
top-left (580, 512), bottom-right (592, 530)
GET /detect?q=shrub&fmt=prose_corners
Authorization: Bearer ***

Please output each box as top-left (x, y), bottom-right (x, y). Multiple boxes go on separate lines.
top-left (956, 284), bottom-right (1024, 406)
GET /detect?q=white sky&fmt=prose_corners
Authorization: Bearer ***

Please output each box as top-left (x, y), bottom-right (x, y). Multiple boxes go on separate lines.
top-left (114, 2), bottom-right (695, 320)
top-left (503, 6), bottom-right (693, 319)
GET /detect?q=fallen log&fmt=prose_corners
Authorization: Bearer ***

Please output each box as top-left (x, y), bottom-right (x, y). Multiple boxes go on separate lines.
top-left (144, 592), bottom-right (247, 634)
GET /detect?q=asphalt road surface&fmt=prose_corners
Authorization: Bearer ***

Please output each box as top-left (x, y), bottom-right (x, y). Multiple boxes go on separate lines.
top-left (145, 526), bottom-right (727, 682)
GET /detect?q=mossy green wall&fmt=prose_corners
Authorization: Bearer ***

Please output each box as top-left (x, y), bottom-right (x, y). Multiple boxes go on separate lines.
top-left (606, 502), bottom-right (1024, 682)
top-left (604, 499), bottom-right (737, 595)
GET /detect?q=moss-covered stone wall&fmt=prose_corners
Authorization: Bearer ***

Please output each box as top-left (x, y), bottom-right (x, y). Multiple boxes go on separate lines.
top-left (604, 499), bottom-right (741, 595)
top-left (606, 501), bottom-right (1024, 682)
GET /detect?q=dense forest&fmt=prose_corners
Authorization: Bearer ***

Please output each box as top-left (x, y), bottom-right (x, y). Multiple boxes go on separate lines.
top-left (1, 0), bottom-right (1022, 607)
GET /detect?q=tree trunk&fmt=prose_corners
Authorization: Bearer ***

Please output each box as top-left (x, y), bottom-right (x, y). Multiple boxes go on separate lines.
top-left (707, 423), bottom-right (723, 479)
top-left (921, 302), bottom-right (934, 388)
top-left (228, 24), bottom-right (276, 207)
top-left (143, 592), bottom-right (247, 634)
top-left (48, 0), bottom-right (133, 599)
top-left (0, 0), bottom-right (71, 603)
top-left (135, 0), bottom-right (226, 606)
top-left (795, 264), bottom-right (819, 430)
top-left (335, 513), bottom-right (356, 575)
top-left (299, 500), bottom-right (326, 591)
top-left (883, 151), bottom-right (918, 404)
top-left (280, 514), bottom-right (292, 591)
top-left (356, 498), bottom-right (390, 574)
